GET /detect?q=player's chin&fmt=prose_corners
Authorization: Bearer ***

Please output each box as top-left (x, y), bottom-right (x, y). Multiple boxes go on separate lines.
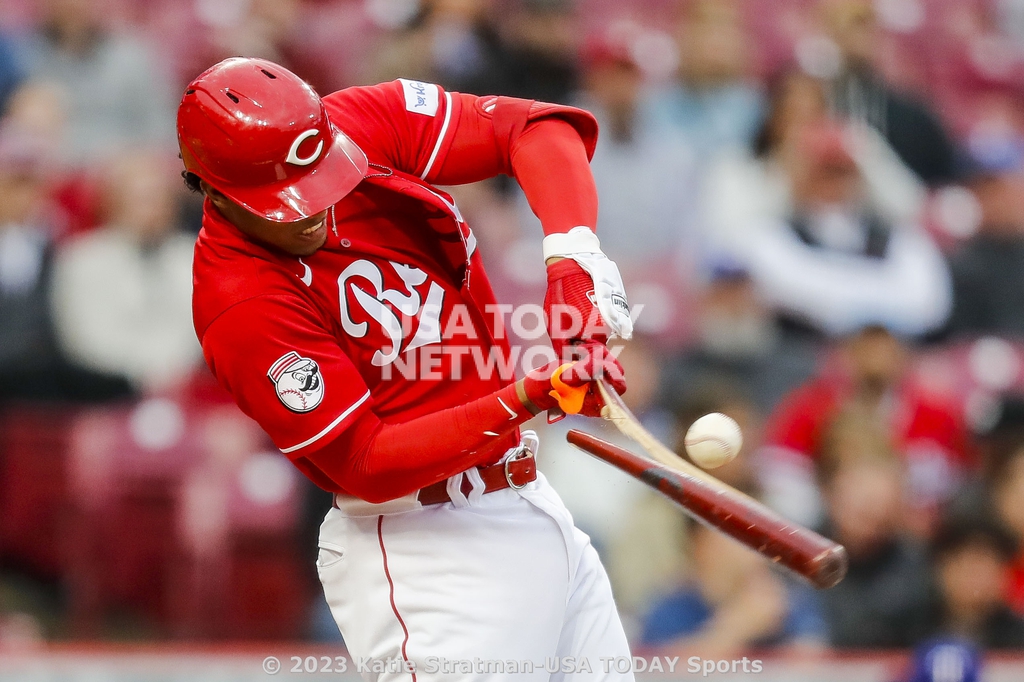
top-left (284, 225), bottom-right (328, 256)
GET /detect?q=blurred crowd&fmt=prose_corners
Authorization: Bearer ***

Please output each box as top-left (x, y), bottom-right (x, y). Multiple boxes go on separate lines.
top-left (2, 0), bottom-right (1024, 668)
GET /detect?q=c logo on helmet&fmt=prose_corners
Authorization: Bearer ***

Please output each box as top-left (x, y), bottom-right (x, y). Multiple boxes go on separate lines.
top-left (286, 129), bottom-right (324, 166)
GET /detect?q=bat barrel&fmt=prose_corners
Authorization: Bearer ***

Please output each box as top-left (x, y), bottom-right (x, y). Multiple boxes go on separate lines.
top-left (567, 429), bottom-right (848, 589)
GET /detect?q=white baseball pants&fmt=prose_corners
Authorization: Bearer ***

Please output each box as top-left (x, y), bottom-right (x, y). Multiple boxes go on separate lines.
top-left (317, 468), bottom-right (634, 682)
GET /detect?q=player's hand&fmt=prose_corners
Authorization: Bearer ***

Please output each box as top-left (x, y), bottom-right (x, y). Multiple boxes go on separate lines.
top-left (545, 258), bottom-right (608, 358)
top-left (544, 257), bottom-right (632, 361)
top-left (519, 343), bottom-right (626, 418)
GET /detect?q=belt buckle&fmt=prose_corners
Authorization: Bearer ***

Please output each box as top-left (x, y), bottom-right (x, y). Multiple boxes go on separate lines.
top-left (503, 445), bottom-right (533, 490)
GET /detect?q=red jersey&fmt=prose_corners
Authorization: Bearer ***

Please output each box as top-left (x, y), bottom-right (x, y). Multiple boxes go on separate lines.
top-left (192, 79), bottom-right (596, 491)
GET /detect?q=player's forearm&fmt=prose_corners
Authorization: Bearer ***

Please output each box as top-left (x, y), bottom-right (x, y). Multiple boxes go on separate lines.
top-left (511, 118), bottom-right (598, 237)
top-left (304, 382), bottom-right (543, 503)
top-left (513, 121), bottom-right (634, 343)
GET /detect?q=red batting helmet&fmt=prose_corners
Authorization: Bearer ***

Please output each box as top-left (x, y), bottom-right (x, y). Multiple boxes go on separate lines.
top-left (177, 57), bottom-right (367, 222)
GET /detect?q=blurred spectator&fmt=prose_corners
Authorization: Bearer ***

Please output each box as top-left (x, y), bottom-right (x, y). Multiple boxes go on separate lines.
top-left (948, 394), bottom-right (1024, 522)
top-left (3, 81), bottom-right (65, 143)
top-left (368, 0), bottom-right (576, 103)
top-left (15, 0), bottom-right (176, 162)
top-left (0, 126), bottom-right (55, 398)
top-left (640, 518), bottom-right (826, 658)
top-left (497, 0), bottom-right (578, 103)
top-left (946, 131), bottom-right (1024, 338)
top-left (605, 489), bottom-right (686, 634)
top-left (705, 69), bottom-right (925, 245)
top-left (661, 264), bottom-right (817, 415)
top-left (540, 25), bottom-right (697, 272)
top-left (3, 81), bottom-right (100, 235)
top-left (368, 0), bottom-right (508, 91)
top-left (647, 0), bottom-right (763, 158)
top-left (984, 441), bottom-right (1024, 615)
top-left (0, 124), bottom-right (128, 401)
top-left (708, 104), bottom-right (948, 338)
top-left (50, 150), bottom-right (199, 392)
top-left (923, 517), bottom-right (1024, 648)
top-left (819, 0), bottom-right (958, 185)
top-left (760, 326), bottom-right (975, 531)
top-left (701, 70), bottom-right (825, 269)
top-left (816, 435), bottom-right (931, 648)
top-left (0, 32), bottom-right (25, 115)
top-left (184, 0), bottom-right (339, 95)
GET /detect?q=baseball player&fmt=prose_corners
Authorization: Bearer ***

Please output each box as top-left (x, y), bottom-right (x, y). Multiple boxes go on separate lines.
top-left (179, 57), bottom-right (634, 680)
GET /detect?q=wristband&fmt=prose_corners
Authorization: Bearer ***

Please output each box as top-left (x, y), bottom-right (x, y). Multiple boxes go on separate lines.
top-left (516, 379), bottom-right (541, 416)
top-left (542, 226), bottom-right (601, 262)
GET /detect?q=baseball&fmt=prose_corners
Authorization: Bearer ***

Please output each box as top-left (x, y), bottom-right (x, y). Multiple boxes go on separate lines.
top-left (684, 413), bottom-right (743, 469)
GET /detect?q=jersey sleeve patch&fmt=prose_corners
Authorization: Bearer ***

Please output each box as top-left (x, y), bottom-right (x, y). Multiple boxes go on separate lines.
top-left (268, 351), bottom-right (325, 413)
top-left (399, 78), bottom-right (439, 116)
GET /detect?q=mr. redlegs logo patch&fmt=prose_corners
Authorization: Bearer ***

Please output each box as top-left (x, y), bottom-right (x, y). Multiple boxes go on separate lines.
top-left (268, 351), bottom-right (324, 412)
